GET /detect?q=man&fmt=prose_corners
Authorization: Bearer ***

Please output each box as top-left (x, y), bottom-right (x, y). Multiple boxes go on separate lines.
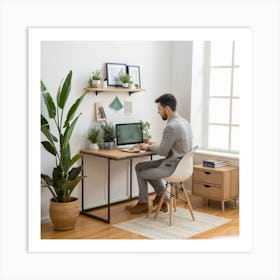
top-left (126, 93), bottom-right (193, 214)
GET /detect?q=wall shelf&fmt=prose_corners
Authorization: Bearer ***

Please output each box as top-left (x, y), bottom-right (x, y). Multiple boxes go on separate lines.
top-left (85, 87), bottom-right (145, 96)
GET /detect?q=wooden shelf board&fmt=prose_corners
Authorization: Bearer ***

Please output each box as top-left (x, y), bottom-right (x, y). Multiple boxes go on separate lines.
top-left (85, 87), bottom-right (145, 95)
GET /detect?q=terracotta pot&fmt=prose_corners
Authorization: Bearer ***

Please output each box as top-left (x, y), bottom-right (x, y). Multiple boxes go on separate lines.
top-left (49, 197), bottom-right (79, 231)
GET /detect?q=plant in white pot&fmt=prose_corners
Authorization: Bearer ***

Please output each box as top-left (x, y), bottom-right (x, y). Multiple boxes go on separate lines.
top-left (119, 73), bottom-right (131, 88)
top-left (41, 70), bottom-right (86, 230)
top-left (90, 70), bottom-right (101, 88)
top-left (87, 127), bottom-right (100, 150)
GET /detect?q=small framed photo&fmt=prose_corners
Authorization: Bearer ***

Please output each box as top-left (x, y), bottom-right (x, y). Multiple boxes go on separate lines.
top-left (106, 63), bottom-right (127, 87)
top-left (127, 65), bottom-right (141, 89)
top-left (124, 101), bottom-right (133, 115)
top-left (95, 102), bottom-right (106, 121)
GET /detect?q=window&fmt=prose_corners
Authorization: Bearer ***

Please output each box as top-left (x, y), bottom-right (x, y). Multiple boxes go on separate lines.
top-left (206, 41), bottom-right (240, 153)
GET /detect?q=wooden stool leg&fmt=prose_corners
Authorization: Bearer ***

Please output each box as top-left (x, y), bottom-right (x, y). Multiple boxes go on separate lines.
top-left (154, 189), bottom-right (166, 219)
top-left (173, 184), bottom-right (177, 212)
top-left (181, 183), bottom-right (195, 221)
top-left (169, 186), bottom-right (174, 226)
top-left (146, 199), bottom-right (153, 218)
top-left (221, 201), bottom-right (225, 211)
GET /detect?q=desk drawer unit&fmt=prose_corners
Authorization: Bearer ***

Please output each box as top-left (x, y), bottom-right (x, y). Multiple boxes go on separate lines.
top-left (192, 164), bottom-right (239, 211)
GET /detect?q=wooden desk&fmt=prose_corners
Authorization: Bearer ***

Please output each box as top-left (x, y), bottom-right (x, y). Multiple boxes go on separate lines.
top-left (80, 148), bottom-right (155, 223)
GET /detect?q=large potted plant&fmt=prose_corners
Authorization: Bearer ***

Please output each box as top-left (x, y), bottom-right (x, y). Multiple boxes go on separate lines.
top-left (41, 70), bottom-right (86, 230)
top-left (100, 121), bottom-right (115, 150)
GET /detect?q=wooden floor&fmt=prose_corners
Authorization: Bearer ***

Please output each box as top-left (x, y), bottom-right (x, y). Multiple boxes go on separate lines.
top-left (41, 194), bottom-right (239, 239)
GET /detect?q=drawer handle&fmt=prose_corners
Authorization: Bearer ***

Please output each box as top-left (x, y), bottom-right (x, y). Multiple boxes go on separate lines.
top-left (204, 184), bottom-right (211, 188)
top-left (204, 171), bottom-right (211, 175)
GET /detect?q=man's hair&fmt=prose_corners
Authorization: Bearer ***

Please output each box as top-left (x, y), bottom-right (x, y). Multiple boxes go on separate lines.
top-left (155, 93), bottom-right (177, 111)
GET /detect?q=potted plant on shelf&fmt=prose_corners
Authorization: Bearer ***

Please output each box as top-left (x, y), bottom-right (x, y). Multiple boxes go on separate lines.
top-left (140, 120), bottom-right (151, 143)
top-left (41, 70), bottom-right (86, 231)
top-left (119, 73), bottom-right (131, 88)
top-left (87, 126), bottom-right (100, 150)
top-left (128, 79), bottom-right (135, 89)
top-left (90, 70), bottom-right (101, 88)
top-left (100, 121), bottom-right (115, 150)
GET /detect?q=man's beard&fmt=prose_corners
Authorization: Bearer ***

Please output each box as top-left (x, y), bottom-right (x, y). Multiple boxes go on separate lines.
top-left (161, 111), bottom-right (168, 120)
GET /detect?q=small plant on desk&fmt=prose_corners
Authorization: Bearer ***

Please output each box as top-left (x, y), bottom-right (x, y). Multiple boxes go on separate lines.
top-left (140, 120), bottom-right (152, 143)
top-left (100, 121), bottom-right (115, 150)
top-left (87, 127), bottom-right (100, 150)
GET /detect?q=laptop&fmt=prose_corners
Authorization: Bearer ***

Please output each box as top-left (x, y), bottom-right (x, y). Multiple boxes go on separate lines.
top-left (116, 122), bottom-right (143, 152)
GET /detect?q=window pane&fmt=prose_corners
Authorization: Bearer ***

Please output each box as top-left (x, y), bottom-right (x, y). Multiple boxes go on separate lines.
top-left (234, 41), bottom-right (239, 65)
top-left (209, 98), bottom-right (230, 124)
top-left (208, 125), bottom-right (229, 150)
top-left (231, 126), bottom-right (239, 151)
top-left (233, 68), bottom-right (239, 97)
top-left (209, 68), bottom-right (231, 96)
top-left (210, 41), bottom-right (233, 66)
top-left (231, 99), bottom-right (240, 125)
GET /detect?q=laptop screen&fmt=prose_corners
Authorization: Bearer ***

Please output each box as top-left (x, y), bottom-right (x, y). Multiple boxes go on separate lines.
top-left (116, 123), bottom-right (143, 146)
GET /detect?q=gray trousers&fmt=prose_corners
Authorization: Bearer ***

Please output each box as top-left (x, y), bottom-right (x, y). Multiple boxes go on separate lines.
top-left (135, 159), bottom-right (175, 203)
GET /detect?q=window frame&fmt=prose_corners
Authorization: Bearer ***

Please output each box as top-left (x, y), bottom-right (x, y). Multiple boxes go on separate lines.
top-left (204, 40), bottom-right (240, 154)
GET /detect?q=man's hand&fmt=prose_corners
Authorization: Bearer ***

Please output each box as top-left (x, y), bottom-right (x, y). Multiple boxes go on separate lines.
top-left (138, 143), bottom-right (150, 151)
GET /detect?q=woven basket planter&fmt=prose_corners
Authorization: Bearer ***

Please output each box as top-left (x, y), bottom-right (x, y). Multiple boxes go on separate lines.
top-left (49, 197), bottom-right (79, 231)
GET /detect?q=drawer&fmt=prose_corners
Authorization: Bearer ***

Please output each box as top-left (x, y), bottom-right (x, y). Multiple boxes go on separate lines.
top-left (192, 182), bottom-right (223, 200)
top-left (193, 170), bottom-right (223, 185)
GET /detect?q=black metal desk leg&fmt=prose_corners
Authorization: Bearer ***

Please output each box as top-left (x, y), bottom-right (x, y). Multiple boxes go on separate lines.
top-left (107, 158), bottom-right (110, 223)
top-left (82, 156), bottom-right (84, 211)
top-left (129, 158), bottom-right (133, 199)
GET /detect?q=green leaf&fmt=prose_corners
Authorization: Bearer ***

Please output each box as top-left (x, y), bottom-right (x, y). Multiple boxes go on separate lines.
top-left (64, 92), bottom-right (86, 128)
top-left (41, 141), bottom-right (56, 156)
top-left (61, 176), bottom-right (84, 201)
top-left (69, 153), bottom-right (83, 169)
top-left (51, 134), bottom-right (58, 142)
top-left (56, 80), bottom-right (62, 104)
top-left (68, 165), bottom-right (82, 180)
top-left (43, 92), bottom-right (56, 119)
top-left (61, 143), bottom-right (71, 174)
top-left (62, 114), bottom-right (80, 152)
top-left (41, 125), bottom-right (55, 146)
top-left (41, 115), bottom-right (49, 130)
top-left (41, 80), bottom-right (47, 92)
top-left (58, 70), bottom-right (72, 109)
top-left (41, 174), bottom-right (54, 186)
top-left (53, 166), bottom-right (63, 182)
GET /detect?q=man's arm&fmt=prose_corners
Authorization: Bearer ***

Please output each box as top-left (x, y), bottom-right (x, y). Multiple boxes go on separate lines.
top-left (140, 125), bottom-right (175, 155)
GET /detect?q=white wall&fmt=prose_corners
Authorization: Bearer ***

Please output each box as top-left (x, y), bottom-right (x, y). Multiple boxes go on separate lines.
top-left (170, 41), bottom-right (193, 121)
top-left (41, 41), bottom-right (193, 221)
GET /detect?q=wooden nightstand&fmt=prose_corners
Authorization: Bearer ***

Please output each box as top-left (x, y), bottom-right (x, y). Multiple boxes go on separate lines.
top-left (192, 164), bottom-right (239, 211)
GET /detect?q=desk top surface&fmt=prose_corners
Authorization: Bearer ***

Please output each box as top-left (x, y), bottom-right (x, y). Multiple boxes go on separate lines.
top-left (80, 148), bottom-right (156, 160)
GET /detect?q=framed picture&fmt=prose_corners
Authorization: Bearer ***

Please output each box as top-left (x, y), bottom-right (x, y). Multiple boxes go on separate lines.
top-left (124, 101), bottom-right (133, 115)
top-left (127, 65), bottom-right (141, 89)
top-left (106, 63), bottom-right (127, 87)
top-left (95, 102), bottom-right (106, 121)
